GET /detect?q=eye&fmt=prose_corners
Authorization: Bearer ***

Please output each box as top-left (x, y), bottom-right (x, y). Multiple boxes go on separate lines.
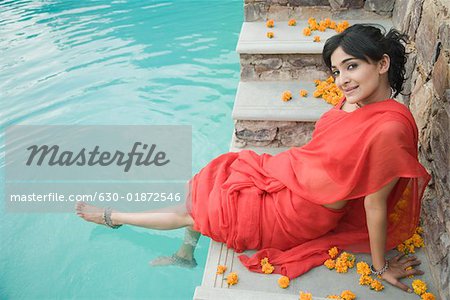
top-left (348, 63), bottom-right (357, 70)
top-left (331, 70), bottom-right (339, 77)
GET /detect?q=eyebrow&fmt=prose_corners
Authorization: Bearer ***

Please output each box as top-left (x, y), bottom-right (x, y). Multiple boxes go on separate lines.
top-left (331, 58), bottom-right (356, 69)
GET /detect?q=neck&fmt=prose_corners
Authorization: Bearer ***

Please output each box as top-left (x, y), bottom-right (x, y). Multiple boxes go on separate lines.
top-left (356, 86), bottom-right (393, 108)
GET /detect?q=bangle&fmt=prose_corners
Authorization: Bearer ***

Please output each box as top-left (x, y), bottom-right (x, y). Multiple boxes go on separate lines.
top-left (370, 260), bottom-right (389, 276)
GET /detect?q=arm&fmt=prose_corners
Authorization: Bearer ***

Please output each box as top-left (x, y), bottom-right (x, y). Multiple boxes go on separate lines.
top-left (364, 177), bottom-right (399, 270)
top-left (364, 177), bottom-right (423, 293)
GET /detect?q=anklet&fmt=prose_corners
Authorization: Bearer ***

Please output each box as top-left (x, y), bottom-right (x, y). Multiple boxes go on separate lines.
top-left (103, 207), bottom-right (122, 229)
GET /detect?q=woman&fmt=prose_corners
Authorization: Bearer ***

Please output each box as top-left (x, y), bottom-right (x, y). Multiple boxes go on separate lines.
top-left (77, 24), bottom-right (431, 293)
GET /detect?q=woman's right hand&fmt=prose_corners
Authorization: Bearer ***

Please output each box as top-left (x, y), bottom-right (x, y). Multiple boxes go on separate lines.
top-left (380, 253), bottom-right (424, 293)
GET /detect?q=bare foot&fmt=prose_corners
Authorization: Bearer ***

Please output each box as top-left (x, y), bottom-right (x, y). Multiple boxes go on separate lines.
top-left (76, 202), bottom-right (108, 226)
top-left (150, 254), bottom-right (197, 268)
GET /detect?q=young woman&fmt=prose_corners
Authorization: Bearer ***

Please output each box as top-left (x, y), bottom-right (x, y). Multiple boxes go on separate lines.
top-left (77, 24), bottom-right (431, 293)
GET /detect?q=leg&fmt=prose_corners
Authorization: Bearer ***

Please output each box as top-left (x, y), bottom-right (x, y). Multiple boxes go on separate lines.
top-left (150, 226), bottom-right (201, 268)
top-left (76, 202), bottom-right (194, 230)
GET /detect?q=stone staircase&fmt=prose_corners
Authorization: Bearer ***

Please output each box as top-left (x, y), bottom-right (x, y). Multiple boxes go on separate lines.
top-left (194, 2), bottom-right (438, 299)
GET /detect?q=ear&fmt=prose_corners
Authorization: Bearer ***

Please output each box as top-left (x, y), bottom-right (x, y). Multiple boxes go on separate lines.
top-left (378, 54), bottom-right (390, 75)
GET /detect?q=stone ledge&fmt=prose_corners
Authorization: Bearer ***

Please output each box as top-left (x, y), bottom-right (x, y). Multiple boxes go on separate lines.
top-left (194, 286), bottom-right (328, 300)
top-left (236, 19), bottom-right (393, 54)
top-left (232, 81), bottom-right (333, 121)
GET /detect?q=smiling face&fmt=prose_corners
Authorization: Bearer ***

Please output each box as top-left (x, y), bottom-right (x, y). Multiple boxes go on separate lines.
top-left (330, 46), bottom-right (391, 107)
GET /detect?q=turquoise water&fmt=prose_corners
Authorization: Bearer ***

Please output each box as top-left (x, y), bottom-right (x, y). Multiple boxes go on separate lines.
top-left (0, 1), bottom-right (242, 299)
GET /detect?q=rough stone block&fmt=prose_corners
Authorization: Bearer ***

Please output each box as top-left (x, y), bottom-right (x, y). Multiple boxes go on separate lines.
top-left (363, 0), bottom-right (394, 16)
top-left (438, 22), bottom-right (450, 51)
top-left (329, 0), bottom-right (364, 10)
top-left (392, 0), bottom-right (413, 32)
top-left (415, 0), bottom-right (440, 75)
top-left (234, 120), bottom-right (315, 147)
top-left (244, 3), bottom-right (267, 22)
top-left (432, 51), bottom-right (450, 100)
top-left (410, 76), bottom-right (433, 131)
top-left (288, 0), bottom-right (329, 6)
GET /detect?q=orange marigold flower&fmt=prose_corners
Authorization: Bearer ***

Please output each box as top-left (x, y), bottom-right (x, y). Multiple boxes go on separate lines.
top-left (318, 25), bottom-right (327, 32)
top-left (303, 27), bottom-right (311, 36)
top-left (299, 291), bottom-right (313, 300)
top-left (313, 90), bottom-right (322, 98)
top-left (326, 295), bottom-right (341, 299)
top-left (411, 233), bottom-right (425, 247)
top-left (262, 262), bottom-right (275, 274)
top-left (299, 89), bottom-right (308, 97)
top-left (307, 17), bottom-right (316, 26)
top-left (288, 19), bottom-right (297, 26)
top-left (370, 279), bottom-right (384, 291)
top-left (260, 257), bottom-right (269, 266)
top-left (356, 261), bottom-right (371, 276)
top-left (359, 274), bottom-right (373, 286)
top-left (324, 18), bottom-right (331, 27)
top-left (416, 226), bottom-right (424, 234)
top-left (314, 79), bottom-right (321, 86)
top-left (216, 265), bottom-right (227, 274)
top-left (267, 31), bottom-right (274, 39)
top-left (266, 19), bottom-right (274, 28)
top-left (421, 292), bottom-right (436, 300)
top-left (324, 259), bottom-right (336, 270)
top-left (335, 260), bottom-right (348, 273)
top-left (341, 20), bottom-right (349, 28)
top-left (340, 290), bottom-right (356, 300)
top-left (412, 279), bottom-right (427, 295)
top-left (326, 76), bottom-right (334, 83)
top-left (313, 36), bottom-right (321, 42)
top-left (329, 21), bottom-right (337, 29)
top-left (226, 272), bottom-right (238, 286)
top-left (282, 90), bottom-right (293, 102)
top-left (328, 246), bottom-right (339, 259)
top-left (278, 276), bottom-right (290, 288)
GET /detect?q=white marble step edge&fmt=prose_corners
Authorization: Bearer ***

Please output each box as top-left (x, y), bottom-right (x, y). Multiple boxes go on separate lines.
top-left (236, 19), bottom-right (393, 54)
top-left (232, 80), bottom-right (334, 122)
top-left (194, 286), bottom-right (328, 300)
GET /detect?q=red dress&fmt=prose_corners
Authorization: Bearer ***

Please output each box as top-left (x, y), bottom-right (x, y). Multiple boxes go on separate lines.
top-left (187, 98), bottom-right (431, 278)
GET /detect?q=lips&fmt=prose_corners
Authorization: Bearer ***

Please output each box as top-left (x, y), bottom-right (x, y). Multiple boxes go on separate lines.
top-left (343, 86), bottom-right (358, 93)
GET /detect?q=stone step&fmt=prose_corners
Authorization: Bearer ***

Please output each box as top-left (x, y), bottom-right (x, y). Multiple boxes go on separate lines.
top-left (232, 80), bottom-right (333, 122)
top-left (194, 139), bottom-right (439, 300)
top-left (237, 19), bottom-right (393, 55)
top-left (237, 19), bottom-right (393, 81)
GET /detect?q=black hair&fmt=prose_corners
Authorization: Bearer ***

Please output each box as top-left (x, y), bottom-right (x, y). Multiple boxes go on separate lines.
top-left (322, 24), bottom-right (409, 97)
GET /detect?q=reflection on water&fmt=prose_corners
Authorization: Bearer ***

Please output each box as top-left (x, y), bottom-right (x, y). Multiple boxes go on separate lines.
top-left (0, 0), bottom-right (241, 298)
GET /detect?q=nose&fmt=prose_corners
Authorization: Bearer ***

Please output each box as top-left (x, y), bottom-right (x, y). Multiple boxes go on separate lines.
top-left (335, 71), bottom-right (350, 88)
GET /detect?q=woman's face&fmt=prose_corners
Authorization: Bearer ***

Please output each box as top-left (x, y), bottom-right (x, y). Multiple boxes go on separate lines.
top-left (330, 46), bottom-right (390, 106)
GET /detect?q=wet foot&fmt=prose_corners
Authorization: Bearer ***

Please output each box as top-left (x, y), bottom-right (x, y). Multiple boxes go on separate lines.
top-left (150, 254), bottom-right (197, 268)
top-left (76, 202), bottom-right (108, 226)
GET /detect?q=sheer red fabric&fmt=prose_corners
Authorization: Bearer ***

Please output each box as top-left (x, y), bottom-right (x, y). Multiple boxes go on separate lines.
top-left (187, 98), bottom-right (431, 279)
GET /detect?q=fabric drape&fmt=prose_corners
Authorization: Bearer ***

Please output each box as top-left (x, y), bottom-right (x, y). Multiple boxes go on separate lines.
top-left (188, 98), bottom-right (431, 279)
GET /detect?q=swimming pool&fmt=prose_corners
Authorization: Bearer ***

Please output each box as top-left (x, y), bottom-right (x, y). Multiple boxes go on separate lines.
top-left (0, 1), bottom-right (242, 298)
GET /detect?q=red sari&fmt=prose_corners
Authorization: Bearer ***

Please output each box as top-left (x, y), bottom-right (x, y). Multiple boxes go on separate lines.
top-left (187, 98), bottom-right (431, 279)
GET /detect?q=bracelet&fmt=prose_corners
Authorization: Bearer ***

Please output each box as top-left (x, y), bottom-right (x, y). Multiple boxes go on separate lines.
top-left (370, 260), bottom-right (389, 276)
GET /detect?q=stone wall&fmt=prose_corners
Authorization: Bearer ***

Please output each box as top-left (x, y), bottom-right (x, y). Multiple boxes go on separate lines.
top-left (241, 54), bottom-right (329, 81)
top-left (393, 0), bottom-right (450, 299)
top-left (244, 0), bottom-right (394, 21)
top-left (235, 120), bottom-right (315, 147)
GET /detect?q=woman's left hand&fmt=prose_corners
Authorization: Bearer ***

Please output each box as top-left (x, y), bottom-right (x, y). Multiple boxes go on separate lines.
top-left (380, 253), bottom-right (424, 293)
